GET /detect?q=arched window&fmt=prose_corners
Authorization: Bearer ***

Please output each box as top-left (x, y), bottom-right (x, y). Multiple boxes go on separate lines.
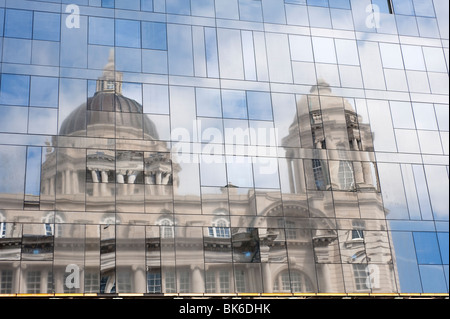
top-left (338, 161), bottom-right (355, 191)
top-left (159, 218), bottom-right (174, 239)
top-left (273, 270), bottom-right (314, 293)
top-left (208, 218), bottom-right (230, 238)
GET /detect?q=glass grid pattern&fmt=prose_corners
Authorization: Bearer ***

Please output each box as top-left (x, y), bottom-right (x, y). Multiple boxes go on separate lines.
top-left (0, 0), bottom-right (448, 294)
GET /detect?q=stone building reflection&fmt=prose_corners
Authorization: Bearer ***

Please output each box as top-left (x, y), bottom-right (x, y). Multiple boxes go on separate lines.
top-left (0, 57), bottom-right (398, 294)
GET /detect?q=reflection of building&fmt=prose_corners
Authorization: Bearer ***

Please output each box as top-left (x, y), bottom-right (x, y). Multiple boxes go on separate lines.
top-left (0, 56), bottom-right (398, 295)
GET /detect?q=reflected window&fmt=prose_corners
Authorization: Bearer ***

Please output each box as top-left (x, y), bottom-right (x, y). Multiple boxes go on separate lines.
top-left (85, 273), bottom-right (100, 293)
top-left (27, 271), bottom-right (41, 294)
top-left (0, 270), bottom-right (13, 294)
top-left (147, 272), bottom-right (162, 293)
top-left (352, 220), bottom-right (365, 239)
top-left (312, 159), bottom-right (328, 190)
top-left (209, 219), bottom-right (231, 238)
top-left (0, 223), bottom-right (5, 238)
top-left (353, 264), bottom-right (370, 291)
top-left (274, 270), bottom-right (314, 293)
top-left (160, 219), bottom-right (174, 239)
top-left (338, 161), bottom-right (355, 191)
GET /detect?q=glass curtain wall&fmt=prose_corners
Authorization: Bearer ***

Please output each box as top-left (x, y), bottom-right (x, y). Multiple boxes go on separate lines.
top-left (0, 0), bottom-right (448, 294)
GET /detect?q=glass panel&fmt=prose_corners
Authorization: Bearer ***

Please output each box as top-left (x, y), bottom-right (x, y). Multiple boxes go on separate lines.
top-left (142, 22), bottom-right (167, 50)
top-left (25, 147), bottom-right (42, 201)
top-left (116, 19), bottom-right (141, 48)
top-left (222, 90), bottom-right (247, 119)
top-left (424, 165), bottom-right (449, 221)
top-left (241, 31), bottom-right (257, 81)
top-left (146, 226), bottom-right (162, 294)
top-left (217, 28), bottom-right (244, 80)
top-left (265, 33), bottom-right (293, 83)
top-left (168, 24), bottom-right (194, 76)
top-left (196, 88), bottom-right (222, 118)
top-left (101, 225), bottom-right (116, 294)
top-left (54, 224), bottom-right (84, 293)
top-left (192, 0), bottom-right (215, 17)
top-left (239, 0), bottom-right (263, 22)
top-left (0, 74), bottom-right (30, 106)
top-left (423, 47), bottom-right (447, 73)
top-left (234, 264), bottom-right (263, 293)
top-left (308, 6), bottom-right (332, 28)
top-left (170, 86), bottom-right (197, 142)
top-left (226, 156), bottom-right (254, 188)
top-left (166, 0), bottom-right (191, 14)
top-left (379, 43), bottom-right (404, 69)
top-left (232, 228), bottom-right (260, 263)
top-left (435, 104), bottom-right (449, 132)
top-left (33, 11), bottom-right (60, 42)
top-left (143, 84), bottom-right (170, 115)
top-left (312, 37), bottom-right (337, 64)
top-left (20, 261), bottom-right (53, 294)
top-left (247, 91), bottom-right (273, 121)
top-left (358, 41), bottom-right (386, 90)
top-left (89, 17), bottom-right (114, 46)
top-left (0, 145), bottom-right (26, 209)
top-left (335, 39), bottom-right (359, 66)
top-left (419, 265), bottom-right (448, 293)
top-left (262, 0), bottom-right (286, 24)
top-left (367, 100), bottom-right (397, 152)
top-left (30, 76), bottom-right (59, 108)
top-left (390, 101), bottom-right (415, 129)
top-left (412, 0), bottom-right (435, 17)
top-left (413, 232), bottom-right (442, 265)
top-left (412, 165), bottom-right (433, 220)
top-left (60, 15), bottom-right (87, 68)
top-left (412, 103), bottom-right (438, 130)
top-left (0, 223), bottom-right (22, 261)
top-left (253, 158), bottom-right (280, 189)
top-left (56, 148), bottom-right (86, 212)
top-left (22, 224), bottom-right (54, 261)
top-left (392, 0), bottom-right (415, 15)
top-left (200, 155), bottom-right (227, 187)
top-left (84, 225), bottom-right (100, 293)
top-left (0, 106), bottom-right (28, 134)
top-left (5, 9), bottom-right (33, 39)
top-left (175, 227), bottom-right (205, 293)
top-left (28, 108), bottom-right (58, 135)
top-left (116, 226), bottom-right (146, 293)
top-left (377, 163), bottom-right (409, 220)
top-left (290, 35), bottom-right (314, 62)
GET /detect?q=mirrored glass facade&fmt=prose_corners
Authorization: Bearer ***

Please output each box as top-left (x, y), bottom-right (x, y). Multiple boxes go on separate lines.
top-left (0, 0), bottom-right (448, 295)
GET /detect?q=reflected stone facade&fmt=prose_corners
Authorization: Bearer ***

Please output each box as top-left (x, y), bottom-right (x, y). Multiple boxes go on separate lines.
top-left (0, 0), bottom-right (448, 295)
top-left (0, 58), bottom-right (398, 294)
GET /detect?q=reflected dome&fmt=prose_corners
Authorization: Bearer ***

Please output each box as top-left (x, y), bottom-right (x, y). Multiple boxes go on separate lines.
top-left (59, 50), bottom-right (159, 140)
top-left (59, 91), bottom-right (160, 140)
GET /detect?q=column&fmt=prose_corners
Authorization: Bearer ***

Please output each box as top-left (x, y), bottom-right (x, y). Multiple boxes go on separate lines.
top-left (191, 266), bottom-right (205, 293)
